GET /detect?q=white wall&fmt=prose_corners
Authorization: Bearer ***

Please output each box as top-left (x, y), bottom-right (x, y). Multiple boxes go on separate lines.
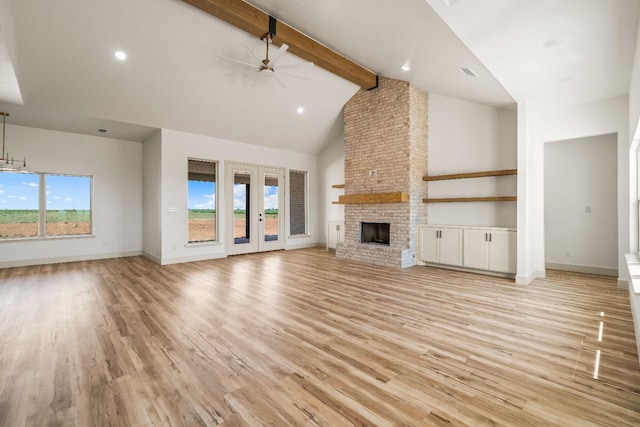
top-left (519, 96), bottom-right (630, 286)
top-left (628, 21), bottom-right (640, 259)
top-left (544, 134), bottom-right (618, 275)
top-left (0, 125), bottom-right (143, 267)
top-left (142, 130), bottom-right (162, 262)
top-left (630, 22), bottom-right (640, 143)
top-left (427, 94), bottom-right (517, 227)
top-left (157, 129), bottom-right (319, 264)
top-left (318, 132), bottom-right (345, 243)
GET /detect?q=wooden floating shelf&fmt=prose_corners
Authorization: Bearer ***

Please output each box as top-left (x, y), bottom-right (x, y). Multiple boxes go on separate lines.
top-left (423, 168), bottom-right (517, 182)
top-left (333, 191), bottom-right (409, 205)
top-left (423, 196), bottom-right (517, 203)
top-left (331, 184), bottom-right (345, 189)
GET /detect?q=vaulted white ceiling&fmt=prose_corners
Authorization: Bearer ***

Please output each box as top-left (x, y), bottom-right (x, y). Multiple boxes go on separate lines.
top-left (0, 0), bottom-right (637, 152)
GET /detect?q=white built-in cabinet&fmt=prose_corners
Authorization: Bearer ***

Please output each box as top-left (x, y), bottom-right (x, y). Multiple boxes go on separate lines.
top-left (418, 225), bottom-right (516, 275)
top-left (463, 228), bottom-right (516, 274)
top-left (326, 221), bottom-right (345, 250)
top-left (418, 226), bottom-right (463, 266)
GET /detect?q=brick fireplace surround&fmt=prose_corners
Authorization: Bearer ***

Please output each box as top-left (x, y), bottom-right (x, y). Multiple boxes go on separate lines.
top-left (336, 77), bottom-right (428, 268)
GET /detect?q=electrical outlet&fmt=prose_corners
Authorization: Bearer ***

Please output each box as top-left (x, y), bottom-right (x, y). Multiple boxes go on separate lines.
top-left (585, 206), bottom-right (591, 214)
top-left (565, 250), bottom-right (571, 257)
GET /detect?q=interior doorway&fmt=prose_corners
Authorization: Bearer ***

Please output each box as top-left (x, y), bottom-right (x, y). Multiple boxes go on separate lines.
top-left (226, 161), bottom-right (285, 255)
top-left (544, 134), bottom-right (618, 276)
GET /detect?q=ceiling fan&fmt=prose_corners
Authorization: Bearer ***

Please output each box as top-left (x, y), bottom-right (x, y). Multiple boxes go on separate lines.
top-left (219, 18), bottom-right (314, 88)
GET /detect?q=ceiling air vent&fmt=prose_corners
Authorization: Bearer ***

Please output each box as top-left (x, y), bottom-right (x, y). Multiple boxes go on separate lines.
top-left (457, 66), bottom-right (478, 77)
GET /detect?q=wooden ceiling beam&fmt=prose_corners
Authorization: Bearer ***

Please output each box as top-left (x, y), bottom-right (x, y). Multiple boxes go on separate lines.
top-left (181, 0), bottom-right (378, 89)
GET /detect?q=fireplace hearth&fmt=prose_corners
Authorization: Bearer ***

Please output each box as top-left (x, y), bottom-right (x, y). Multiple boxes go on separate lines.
top-left (360, 222), bottom-right (390, 246)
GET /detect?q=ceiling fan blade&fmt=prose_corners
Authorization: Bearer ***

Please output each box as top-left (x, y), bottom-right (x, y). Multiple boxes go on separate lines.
top-left (218, 55), bottom-right (258, 69)
top-left (269, 43), bottom-right (289, 67)
top-left (276, 62), bottom-right (314, 71)
top-left (224, 70), bottom-right (259, 76)
top-left (244, 45), bottom-right (263, 64)
top-left (278, 71), bottom-right (310, 81)
top-left (274, 74), bottom-right (287, 90)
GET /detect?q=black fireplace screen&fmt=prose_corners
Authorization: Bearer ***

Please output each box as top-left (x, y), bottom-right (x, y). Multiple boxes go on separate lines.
top-left (360, 222), bottom-right (390, 245)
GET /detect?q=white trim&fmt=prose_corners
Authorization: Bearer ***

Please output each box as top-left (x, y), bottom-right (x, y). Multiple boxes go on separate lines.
top-left (143, 252), bottom-right (162, 264)
top-left (160, 252), bottom-right (226, 265)
top-left (546, 262), bottom-right (618, 277)
top-left (0, 250), bottom-right (142, 269)
top-left (287, 234), bottom-right (310, 239)
top-left (0, 234), bottom-right (95, 243)
top-left (185, 241), bottom-right (223, 248)
top-left (286, 242), bottom-right (320, 251)
top-left (515, 269), bottom-right (545, 285)
top-left (422, 262), bottom-right (514, 279)
top-left (618, 279), bottom-right (628, 289)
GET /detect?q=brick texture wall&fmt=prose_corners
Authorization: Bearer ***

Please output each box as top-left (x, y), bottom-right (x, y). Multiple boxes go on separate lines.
top-left (336, 77), bottom-right (428, 268)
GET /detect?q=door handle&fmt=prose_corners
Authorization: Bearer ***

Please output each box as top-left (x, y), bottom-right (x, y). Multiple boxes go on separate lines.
top-left (489, 233), bottom-right (492, 242)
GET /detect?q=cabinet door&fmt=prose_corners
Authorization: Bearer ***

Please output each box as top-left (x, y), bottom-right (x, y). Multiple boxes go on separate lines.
top-left (488, 230), bottom-right (516, 273)
top-left (439, 228), bottom-right (463, 266)
top-left (419, 227), bottom-right (439, 263)
top-left (464, 229), bottom-right (489, 270)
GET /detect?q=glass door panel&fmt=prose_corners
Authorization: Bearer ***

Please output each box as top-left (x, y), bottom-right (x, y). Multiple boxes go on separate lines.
top-left (234, 171), bottom-right (251, 245)
top-left (263, 173), bottom-right (279, 242)
top-left (226, 162), bottom-right (285, 254)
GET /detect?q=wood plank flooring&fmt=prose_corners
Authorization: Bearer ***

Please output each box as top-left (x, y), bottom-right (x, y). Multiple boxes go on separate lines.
top-left (1, 247), bottom-right (639, 426)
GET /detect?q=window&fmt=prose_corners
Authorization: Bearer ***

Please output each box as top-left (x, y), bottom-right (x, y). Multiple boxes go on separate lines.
top-left (0, 172), bottom-right (92, 239)
top-left (188, 159), bottom-right (217, 242)
top-left (46, 174), bottom-right (92, 236)
top-left (0, 172), bottom-right (39, 238)
top-left (289, 170), bottom-right (307, 236)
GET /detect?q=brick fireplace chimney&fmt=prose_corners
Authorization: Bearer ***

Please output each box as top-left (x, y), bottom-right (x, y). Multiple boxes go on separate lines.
top-left (336, 77), bottom-right (428, 268)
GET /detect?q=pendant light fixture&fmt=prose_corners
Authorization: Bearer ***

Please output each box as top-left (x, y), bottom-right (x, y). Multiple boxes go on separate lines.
top-left (0, 112), bottom-right (31, 173)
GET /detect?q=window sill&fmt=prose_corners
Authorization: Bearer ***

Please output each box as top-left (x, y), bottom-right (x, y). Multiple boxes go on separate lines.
top-left (288, 234), bottom-right (310, 239)
top-left (185, 241), bottom-right (223, 248)
top-left (0, 234), bottom-right (96, 243)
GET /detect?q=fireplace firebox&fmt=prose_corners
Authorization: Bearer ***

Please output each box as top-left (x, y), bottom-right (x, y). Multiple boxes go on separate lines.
top-left (360, 222), bottom-right (390, 246)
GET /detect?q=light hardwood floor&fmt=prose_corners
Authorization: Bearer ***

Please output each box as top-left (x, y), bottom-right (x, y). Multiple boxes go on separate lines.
top-left (1, 247), bottom-right (639, 426)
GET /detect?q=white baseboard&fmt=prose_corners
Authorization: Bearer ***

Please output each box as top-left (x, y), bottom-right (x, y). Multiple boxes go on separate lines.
top-left (143, 252), bottom-right (162, 265)
top-left (0, 250), bottom-right (142, 269)
top-left (617, 279), bottom-right (628, 289)
top-left (516, 269), bottom-right (545, 285)
top-left (423, 263), bottom-right (514, 279)
top-left (286, 242), bottom-right (321, 250)
top-left (546, 262), bottom-right (618, 277)
top-left (160, 252), bottom-right (227, 265)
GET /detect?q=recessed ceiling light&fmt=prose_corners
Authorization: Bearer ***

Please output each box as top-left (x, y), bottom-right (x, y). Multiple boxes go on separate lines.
top-left (114, 51), bottom-right (127, 61)
top-left (297, 106), bottom-right (304, 114)
top-left (456, 66), bottom-right (478, 77)
top-left (558, 76), bottom-right (573, 83)
top-left (543, 38), bottom-right (566, 48)
top-left (401, 64), bottom-right (411, 71)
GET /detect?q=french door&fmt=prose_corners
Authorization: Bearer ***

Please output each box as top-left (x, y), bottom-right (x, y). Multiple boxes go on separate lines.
top-left (226, 161), bottom-right (286, 255)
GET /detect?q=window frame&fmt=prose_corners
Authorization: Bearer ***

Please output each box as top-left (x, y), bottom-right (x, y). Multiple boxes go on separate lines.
top-left (0, 171), bottom-right (93, 241)
top-left (187, 158), bottom-right (218, 244)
